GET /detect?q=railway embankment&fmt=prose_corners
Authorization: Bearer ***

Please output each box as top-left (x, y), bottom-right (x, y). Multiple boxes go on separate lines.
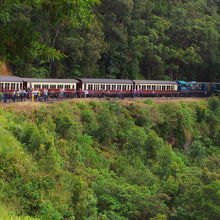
top-left (0, 98), bottom-right (220, 219)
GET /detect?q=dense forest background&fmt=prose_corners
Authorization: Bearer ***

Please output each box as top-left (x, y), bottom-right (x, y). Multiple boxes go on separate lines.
top-left (1, 0), bottom-right (220, 81)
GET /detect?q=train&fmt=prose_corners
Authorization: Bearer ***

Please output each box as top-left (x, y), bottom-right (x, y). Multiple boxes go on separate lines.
top-left (0, 76), bottom-right (220, 98)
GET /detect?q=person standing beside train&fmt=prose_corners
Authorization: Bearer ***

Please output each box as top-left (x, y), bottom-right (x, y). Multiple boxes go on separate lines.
top-left (12, 90), bottom-right (16, 102)
top-left (3, 92), bottom-right (8, 103)
top-left (79, 88), bottom-right (83, 98)
top-left (37, 90), bottom-right (41, 101)
top-left (139, 89), bottom-right (143, 99)
top-left (133, 89), bottom-right (137, 98)
top-left (31, 90), bottom-right (35, 102)
top-left (84, 89), bottom-right (88, 98)
top-left (44, 89), bottom-right (48, 101)
top-left (0, 91), bottom-right (3, 103)
top-left (26, 88), bottom-right (31, 101)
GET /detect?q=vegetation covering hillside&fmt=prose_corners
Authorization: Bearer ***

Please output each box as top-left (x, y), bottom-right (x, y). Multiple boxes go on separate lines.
top-left (0, 98), bottom-right (220, 219)
top-left (1, 0), bottom-right (220, 81)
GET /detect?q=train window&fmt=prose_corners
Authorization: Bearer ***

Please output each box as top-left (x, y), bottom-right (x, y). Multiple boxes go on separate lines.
top-left (16, 83), bottom-right (19, 89)
top-left (147, 85), bottom-right (151, 90)
top-left (65, 85), bottom-right (71, 89)
top-left (106, 85), bottom-right (111, 90)
top-left (5, 83), bottom-right (10, 89)
top-left (50, 85), bottom-right (56, 89)
top-left (167, 86), bottom-right (170, 90)
top-left (88, 84), bottom-right (93, 90)
top-left (11, 83), bottom-right (15, 90)
top-left (34, 84), bottom-right (41, 89)
top-left (127, 85), bottom-right (130, 90)
top-left (117, 85), bottom-right (121, 90)
top-left (152, 85), bottom-right (156, 90)
top-left (57, 85), bottom-right (64, 89)
top-left (112, 85), bottom-right (116, 90)
top-left (42, 85), bottom-right (49, 89)
top-left (72, 85), bottom-right (75, 89)
top-left (101, 85), bottom-right (105, 90)
top-left (156, 86), bottom-right (161, 90)
top-left (142, 85), bottom-right (146, 90)
top-left (123, 85), bottom-right (127, 90)
top-left (162, 86), bottom-right (166, 90)
top-left (0, 83), bottom-right (4, 89)
top-left (171, 86), bottom-right (174, 90)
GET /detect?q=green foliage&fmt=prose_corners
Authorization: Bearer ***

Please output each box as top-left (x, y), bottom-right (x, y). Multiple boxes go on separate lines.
top-left (1, 0), bottom-right (220, 79)
top-left (0, 99), bottom-right (220, 219)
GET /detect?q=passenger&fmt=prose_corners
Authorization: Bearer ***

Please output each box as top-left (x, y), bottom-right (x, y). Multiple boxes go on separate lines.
top-left (90, 90), bottom-right (94, 98)
top-left (133, 89), bottom-right (137, 98)
top-left (139, 89), bottom-right (143, 99)
top-left (79, 89), bottom-right (83, 98)
top-left (37, 90), bottom-right (41, 101)
top-left (20, 89), bottom-right (24, 102)
top-left (44, 89), bottom-right (48, 101)
top-left (120, 89), bottom-right (124, 99)
top-left (101, 90), bottom-right (105, 98)
top-left (0, 91), bottom-right (3, 103)
top-left (62, 89), bottom-right (67, 99)
top-left (31, 90), bottom-right (35, 102)
top-left (50, 90), bottom-right (55, 100)
top-left (26, 88), bottom-right (31, 101)
top-left (3, 92), bottom-right (8, 103)
top-left (72, 90), bottom-right (77, 98)
top-left (118, 90), bottom-right (121, 99)
top-left (23, 90), bottom-right (27, 101)
top-left (33, 89), bottom-right (38, 101)
top-left (12, 90), bottom-right (16, 102)
top-left (16, 90), bottom-right (20, 102)
top-left (84, 89), bottom-right (88, 98)
top-left (59, 88), bottom-right (64, 99)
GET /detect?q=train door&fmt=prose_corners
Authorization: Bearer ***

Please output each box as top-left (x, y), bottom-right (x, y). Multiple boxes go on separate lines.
top-left (77, 80), bottom-right (82, 90)
top-left (23, 82), bottom-right (27, 89)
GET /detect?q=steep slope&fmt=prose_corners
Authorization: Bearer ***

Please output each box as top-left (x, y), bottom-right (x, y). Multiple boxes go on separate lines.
top-left (0, 99), bottom-right (219, 219)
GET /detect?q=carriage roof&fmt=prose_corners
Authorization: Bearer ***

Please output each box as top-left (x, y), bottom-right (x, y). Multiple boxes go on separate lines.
top-left (22, 78), bottom-right (79, 83)
top-left (0, 76), bottom-right (23, 82)
top-left (133, 80), bottom-right (177, 84)
top-left (78, 78), bottom-right (133, 84)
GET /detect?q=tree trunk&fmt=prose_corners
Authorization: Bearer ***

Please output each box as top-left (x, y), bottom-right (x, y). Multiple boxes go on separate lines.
top-left (48, 28), bottom-right (59, 78)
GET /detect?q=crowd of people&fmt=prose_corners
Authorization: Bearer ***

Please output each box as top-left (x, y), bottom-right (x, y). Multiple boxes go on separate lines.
top-left (0, 88), bottom-right (145, 103)
top-left (0, 88), bottom-right (50, 103)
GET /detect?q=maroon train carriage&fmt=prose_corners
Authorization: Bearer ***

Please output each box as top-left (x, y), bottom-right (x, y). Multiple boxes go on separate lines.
top-left (0, 76), bottom-right (24, 92)
top-left (77, 78), bottom-right (134, 97)
top-left (22, 77), bottom-right (79, 98)
top-left (133, 80), bottom-right (178, 97)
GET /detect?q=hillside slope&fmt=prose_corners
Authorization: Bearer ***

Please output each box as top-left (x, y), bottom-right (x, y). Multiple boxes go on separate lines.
top-left (0, 99), bottom-right (220, 219)
top-left (0, 62), bottom-right (12, 76)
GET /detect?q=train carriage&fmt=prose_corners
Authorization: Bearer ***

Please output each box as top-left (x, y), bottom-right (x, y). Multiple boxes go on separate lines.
top-left (133, 80), bottom-right (178, 96)
top-left (78, 78), bottom-right (134, 96)
top-left (0, 76), bottom-right (23, 91)
top-left (22, 78), bottom-right (79, 91)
